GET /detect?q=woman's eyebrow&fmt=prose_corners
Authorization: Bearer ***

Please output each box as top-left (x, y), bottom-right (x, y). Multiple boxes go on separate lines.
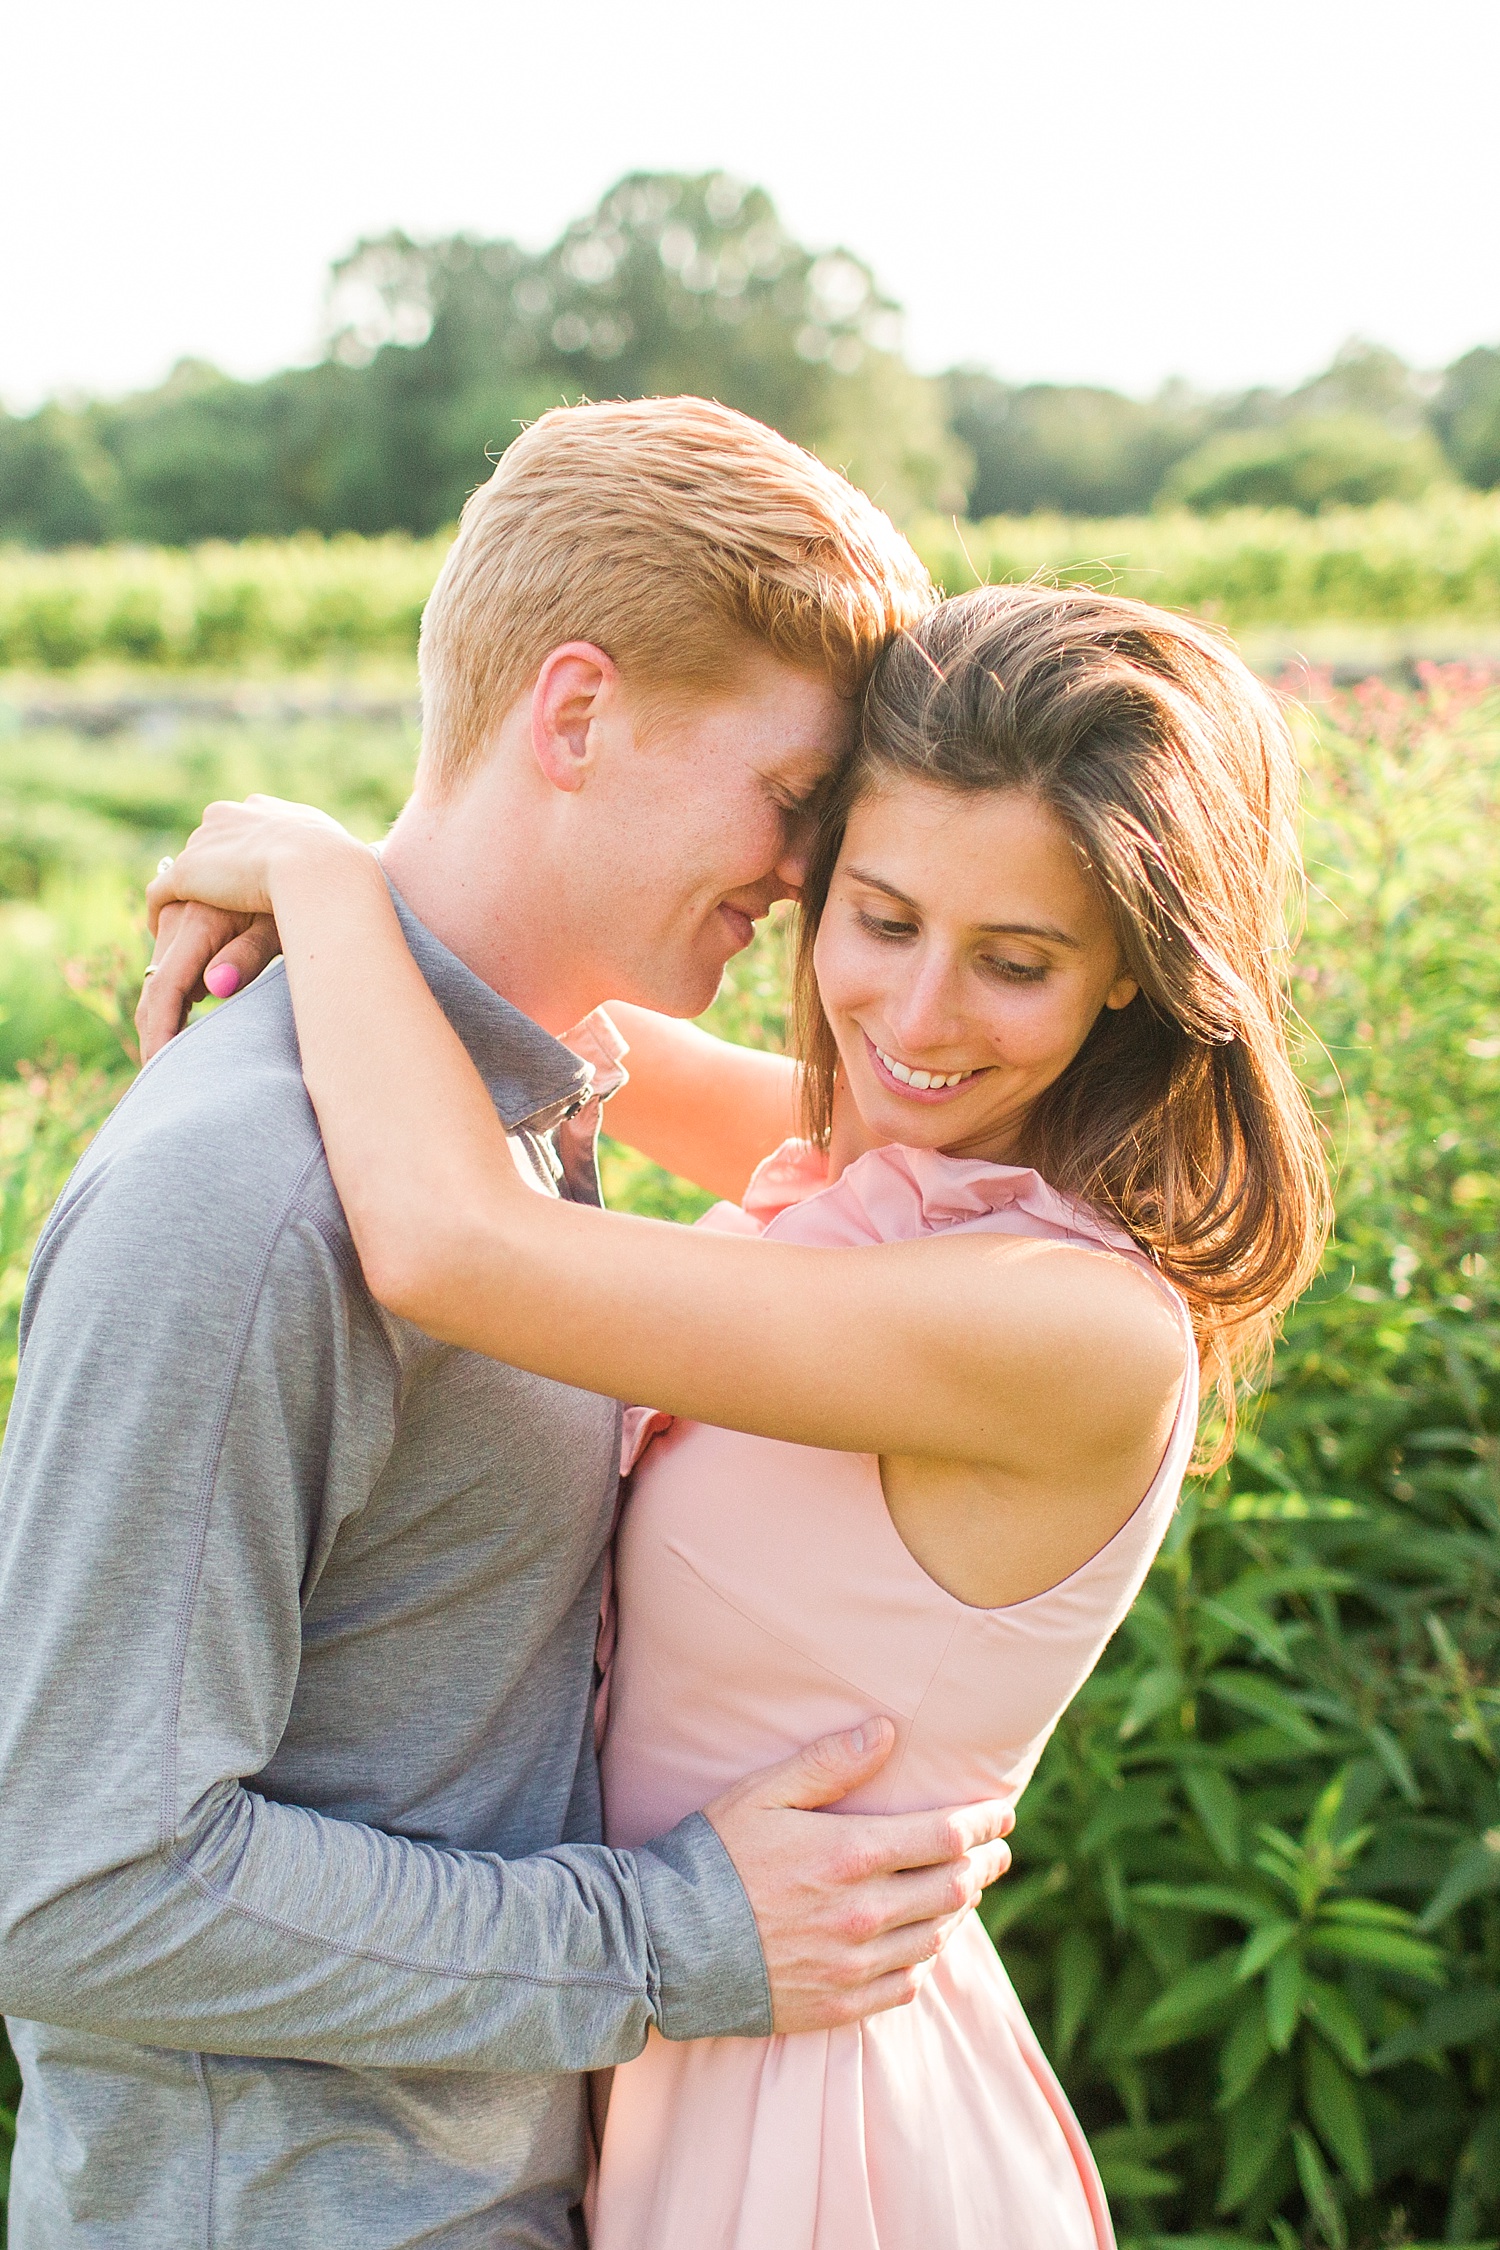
top-left (846, 866), bottom-right (1082, 948)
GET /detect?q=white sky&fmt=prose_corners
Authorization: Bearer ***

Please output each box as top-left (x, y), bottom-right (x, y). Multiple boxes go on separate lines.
top-left (5, 0), bottom-right (1497, 411)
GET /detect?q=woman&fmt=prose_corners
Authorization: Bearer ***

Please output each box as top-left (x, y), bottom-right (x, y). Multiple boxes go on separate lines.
top-left (149, 586), bottom-right (1328, 2249)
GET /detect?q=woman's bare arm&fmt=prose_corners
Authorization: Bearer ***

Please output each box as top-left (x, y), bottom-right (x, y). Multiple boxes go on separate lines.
top-left (602, 1004), bottom-right (800, 1203)
top-left (148, 803), bottom-right (1186, 1490)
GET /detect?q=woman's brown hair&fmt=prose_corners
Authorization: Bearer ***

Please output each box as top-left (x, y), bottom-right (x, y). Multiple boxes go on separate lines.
top-left (793, 584), bottom-right (1331, 1456)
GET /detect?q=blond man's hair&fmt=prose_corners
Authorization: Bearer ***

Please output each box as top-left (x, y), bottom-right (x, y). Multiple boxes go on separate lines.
top-left (416, 397), bottom-right (934, 793)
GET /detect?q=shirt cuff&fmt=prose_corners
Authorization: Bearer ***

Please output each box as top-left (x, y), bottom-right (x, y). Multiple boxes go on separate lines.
top-left (633, 1811), bottom-right (772, 2041)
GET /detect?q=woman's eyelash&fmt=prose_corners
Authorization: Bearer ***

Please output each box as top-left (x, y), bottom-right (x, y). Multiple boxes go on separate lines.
top-left (857, 910), bottom-right (917, 939)
top-left (982, 957), bottom-right (1049, 985)
top-left (856, 911), bottom-right (1049, 984)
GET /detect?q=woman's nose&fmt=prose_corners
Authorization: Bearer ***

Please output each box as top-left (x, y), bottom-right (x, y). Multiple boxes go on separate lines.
top-left (886, 959), bottom-right (967, 1051)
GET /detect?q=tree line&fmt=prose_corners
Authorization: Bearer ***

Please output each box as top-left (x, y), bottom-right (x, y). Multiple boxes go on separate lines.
top-left (4, 170), bottom-right (1499, 546)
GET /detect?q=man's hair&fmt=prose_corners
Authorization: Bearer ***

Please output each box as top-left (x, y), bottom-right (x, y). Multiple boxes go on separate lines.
top-left (416, 397), bottom-right (934, 794)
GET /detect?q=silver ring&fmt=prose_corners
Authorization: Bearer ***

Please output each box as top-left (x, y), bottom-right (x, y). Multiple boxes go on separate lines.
top-left (141, 966), bottom-right (159, 979)
top-left (156, 856), bottom-right (174, 876)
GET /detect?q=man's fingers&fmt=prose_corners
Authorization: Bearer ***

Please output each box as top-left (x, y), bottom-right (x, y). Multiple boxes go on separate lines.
top-left (837, 1839), bottom-right (1011, 1945)
top-left (717, 1717), bottom-right (898, 1820)
top-left (835, 1796), bottom-right (1015, 1878)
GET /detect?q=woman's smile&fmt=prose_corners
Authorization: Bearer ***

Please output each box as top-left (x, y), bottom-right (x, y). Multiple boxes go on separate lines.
top-left (863, 1031), bottom-right (987, 1101)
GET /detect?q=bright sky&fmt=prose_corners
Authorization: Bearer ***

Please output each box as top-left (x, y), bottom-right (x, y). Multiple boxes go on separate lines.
top-left (7, 0), bottom-right (1497, 411)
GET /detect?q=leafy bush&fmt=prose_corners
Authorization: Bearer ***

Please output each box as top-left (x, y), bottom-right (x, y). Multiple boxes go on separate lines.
top-left (988, 667), bottom-right (1500, 2245)
top-left (916, 496), bottom-right (1500, 630)
top-left (1159, 419), bottom-right (1450, 516)
top-left (0, 672), bottom-right (1497, 2245)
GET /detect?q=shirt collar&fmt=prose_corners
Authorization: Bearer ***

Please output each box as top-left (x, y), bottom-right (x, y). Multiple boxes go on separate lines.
top-left (387, 881), bottom-right (595, 1134)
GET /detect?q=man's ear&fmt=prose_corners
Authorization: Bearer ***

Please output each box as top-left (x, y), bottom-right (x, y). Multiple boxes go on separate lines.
top-left (530, 643), bottom-right (618, 794)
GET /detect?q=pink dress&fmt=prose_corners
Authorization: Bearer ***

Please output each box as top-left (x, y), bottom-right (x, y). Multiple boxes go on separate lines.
top-left (593, 1140), bottom-right (1198, 2250)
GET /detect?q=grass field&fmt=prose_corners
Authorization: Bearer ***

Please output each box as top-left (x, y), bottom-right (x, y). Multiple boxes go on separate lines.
top-left (0, 661), bottom-right (1496, 2245)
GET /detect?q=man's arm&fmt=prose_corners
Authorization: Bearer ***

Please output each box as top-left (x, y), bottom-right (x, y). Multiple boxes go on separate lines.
top-left (0, 1121), bottom-right (1011, 2065)
top-left (0, 1144), bottom-right (765, 2070)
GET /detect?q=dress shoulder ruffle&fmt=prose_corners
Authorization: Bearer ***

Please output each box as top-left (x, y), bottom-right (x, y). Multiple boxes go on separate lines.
top-left (742, 1137), bottom-right (1141, 1259)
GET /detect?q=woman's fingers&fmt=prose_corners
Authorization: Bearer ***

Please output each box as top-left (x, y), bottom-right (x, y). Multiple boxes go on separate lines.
top-left (202, 917), bottom-right (284, 1001)
top-left (146, 797), bottom-right (359, 928)
top-left (135, 903), bottom-right (281, 1061)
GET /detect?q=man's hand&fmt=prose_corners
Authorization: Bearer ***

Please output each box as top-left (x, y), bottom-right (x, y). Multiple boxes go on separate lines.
top-left (135, 901), bottom-right (282, 1062)
top-left (705, 1719), bottom-right (1013, 2033)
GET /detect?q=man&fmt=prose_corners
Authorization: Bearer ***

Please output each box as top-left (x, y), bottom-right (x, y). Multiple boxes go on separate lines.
top-left (0, 399), bottom-right (1012, 2249)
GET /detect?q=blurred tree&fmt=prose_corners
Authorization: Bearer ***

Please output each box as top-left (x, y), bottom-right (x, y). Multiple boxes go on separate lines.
top-left (0, 405), bottom-right (116, 546)
top-left (1158, 414), bottom-right (1450, 514)
top-left (943, 372), bottom-right (1205, 518)
top-left (1429, 346), bottom-right (1500, 490)
top-left (1285, 336), bottom-right (1433, 433)
top-left (3, 205), bottom-right (1498, 546)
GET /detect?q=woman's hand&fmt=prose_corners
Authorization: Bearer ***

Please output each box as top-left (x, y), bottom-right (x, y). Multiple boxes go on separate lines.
top-left (146, 796), bottom-right (368, 930)
top-left (136, 904), bottom-right (284, 1061)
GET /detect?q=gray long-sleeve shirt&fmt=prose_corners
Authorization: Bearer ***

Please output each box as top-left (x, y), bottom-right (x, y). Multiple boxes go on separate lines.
top-left (0, 893), bottom-right (769, 2249)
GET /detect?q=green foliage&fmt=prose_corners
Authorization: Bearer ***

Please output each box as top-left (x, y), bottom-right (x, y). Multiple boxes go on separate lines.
top-left (1432, 350), bottom-right (1500, 495)
top-left (918, 493), bottom-right (1500, 628)
top-left (986, 668), bottom-right (1500, 2244)
top-left (0, 173), bottom-right (967, 548)
top-left (0, 701), bottom-right (417, 1074)
top-left (0, 673), bottom-right (1498, 2243)
top-left (1160, 418), bottom-right (1450, 516)
top-left (4, 490), bottom-right (1500, 682)
top-left (0, 536), bottom-right (438, 672)
top-left (2, 171), bottom-right (1496, 548)
top-left (945, 371), bottom-right (1205, 518)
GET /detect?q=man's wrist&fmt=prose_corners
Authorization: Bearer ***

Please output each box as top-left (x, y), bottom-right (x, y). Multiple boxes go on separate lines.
top-left (634, 1811), bottom-right (772, 2042)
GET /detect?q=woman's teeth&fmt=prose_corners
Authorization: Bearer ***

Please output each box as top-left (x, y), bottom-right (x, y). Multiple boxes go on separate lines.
top-left (874, 1044), bottom-right (977, 1091)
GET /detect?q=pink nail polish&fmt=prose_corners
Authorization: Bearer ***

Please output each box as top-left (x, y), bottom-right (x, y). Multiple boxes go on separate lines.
top-left (204, 964), bottom-right (241, 999)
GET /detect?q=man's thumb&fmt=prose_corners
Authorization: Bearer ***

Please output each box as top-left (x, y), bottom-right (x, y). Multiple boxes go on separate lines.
top-left (764, 1717), bottom-right (897, 1811)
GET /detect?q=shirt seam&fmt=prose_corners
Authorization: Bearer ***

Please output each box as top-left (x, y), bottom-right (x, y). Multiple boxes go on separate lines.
top-left (161, 1844), bottom-right (644, 1993)
top-left (290, 1191), bottom-right (404, 1387)
top-left (157, 1141), bottom-right (335, 1852)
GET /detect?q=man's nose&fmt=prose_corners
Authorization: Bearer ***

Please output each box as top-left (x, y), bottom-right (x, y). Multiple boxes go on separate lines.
top-left (773, 827), bottom-right (812, 899)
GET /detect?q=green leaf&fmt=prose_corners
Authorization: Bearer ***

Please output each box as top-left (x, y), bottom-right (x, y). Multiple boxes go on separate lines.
top-left (1184, 1766), bottom-right (1243, 1866)
top-left (1361, 1722), bottom-right (1421, 1804)
top-left (1217, 1997), bottom-right (1272, 2108)
top-left (1236, 1919), bottom-right (1299, 1980)
top-left (1306, 1923), bottom-right (1446, 1983)
top-left (1133, 1882), bottom-right (1273, 1924)
top-left (1217, 1490), bottom-right (1367, 1521)
top-left (1216, 2060), bottom-right (1294, 2212)
top-left (1051, 1927), bottom-right (1101, 2066)
top-left (1265, 1945), bottom-right (1306, 2050)
top-left (1094, 2154), bottom-right (1179, 2197)
top-left (1304, 2036), bottom-right (1374, 2192)
top-left (1417, 1831), bottom-right (1500, 1929)
top-left (1125, 1948), bottom-right (1244, 2054)
top-left (1119, 1664), bottom-right (1185, 1740)
top-left (1369, 1984), bottom-right (1500, 2069)
top-left (1301, 1978), bottom-right (1370, 2073)
top-left (1199, 1593), bottom-right (1298, 1671)
top-left (1292, 2124), bottom-right (1348, 2248)
top-left (1202, 1669), bottom-right (1324, 1746)
top-left (1320, 1896), bottom-right (1422, 1929)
